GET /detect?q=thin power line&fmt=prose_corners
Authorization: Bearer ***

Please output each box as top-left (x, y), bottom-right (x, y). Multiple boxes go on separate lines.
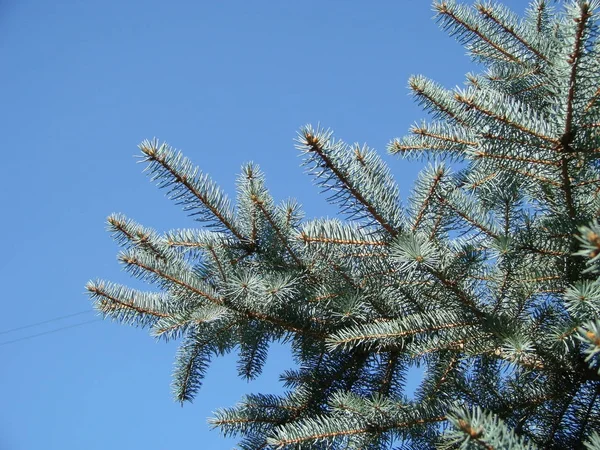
top-left (0, 318), bottom-right (102, 347)
top-left (0, 309), bottom-right (94, 335)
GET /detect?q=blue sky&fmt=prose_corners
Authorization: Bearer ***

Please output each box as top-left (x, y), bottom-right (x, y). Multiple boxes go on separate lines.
top-left (1, 0), bottom-right (526, 448)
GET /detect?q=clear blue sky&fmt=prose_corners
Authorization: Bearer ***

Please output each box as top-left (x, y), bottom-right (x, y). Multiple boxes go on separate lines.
top-left (1, 0), bottom-right (526, 448)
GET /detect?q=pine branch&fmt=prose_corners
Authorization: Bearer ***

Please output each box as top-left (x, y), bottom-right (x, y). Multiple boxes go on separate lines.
top-left (443, 406), bottom-right (536, 450)
top-left (90, 2), bottom-right (600, 446)
top-left (299, 234), bottom-right (387, 247)
top-left (558, 4), bottom-right (593, 225)
top-left (164, 229), bottom-right (233, 251)
top-left (472, 150), bottom-right (560, 167)
top-left (378, 351), bottom-right (400, 396)
top-left (577, 386), bottom-right (600, 446)
top-left (406, 75), bottom-right (469, 127)
top-left (119, 248), bottom-right (223, 305)
top-left (435, 1), bottom-right (523, 64)
top-left (475, 1), bottom-right (549, 63)
top-left (252, 195), bottom-right (303, 266)
top-left (454, 91), bottom-right (559, 145)
top-left (107, 213), bottom-right (172, 260)
top-left (121, 248), bottom-right (324, 338)
top-left (172, 322), bottom-right (239, 403)
top-left (561, 3), bottom-right (592, 155)
top-left (584, 86), bottom-right (600, 113)
top-left (267, 414), bottom-right (445, 448)
top-left (437, 192), bottom-right (500, 239)
top-left (87, 280), bottom-right (171, 326)
top-left (543, 388), bottom-right (577, 448)
top-left (298, 127), bottom-right (401, 236)
top-left (423, 353), bottom-right (460, 402)
top-left (327, 312), bottom-right (477, 351)
top-left (139, 139), bottom-right (245, 241)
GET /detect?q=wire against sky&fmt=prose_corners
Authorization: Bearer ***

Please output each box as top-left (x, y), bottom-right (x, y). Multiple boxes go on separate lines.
top-left (0, 318), bottom-right (102, 347)
top-left (0, 309), bottom-right (94, 335)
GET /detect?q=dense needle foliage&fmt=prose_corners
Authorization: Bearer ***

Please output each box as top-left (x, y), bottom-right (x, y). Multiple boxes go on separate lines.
top-left (88, 1), bottom-right (600, 448)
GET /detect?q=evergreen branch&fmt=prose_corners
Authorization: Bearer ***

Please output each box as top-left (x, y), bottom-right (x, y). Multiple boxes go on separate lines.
top-left (503, 166), bottom-right (562, 186)
top-left (268, 415), bottom-right (445, 448)
top-left (252, 196), bottom-right (303, 266)
top-left (331, 262), bottom-right (361, 290)
top-left (558, 4), bottom-right (593, 227)
top-left (287, 352), bottom-right (361, 421)
top-left (472, 150), bottom-right (560, 167)
top-left (454, 92), bottom-right (559, 145)
top-left (87, 280), bottom-right (171, 321)
top-left (424, 353), bottom-right (460, 401)
top-left (413, 167), bottom-right (446, 231)
top-left (543, 388), bottom-right (577, 448)
top-left (172, 322), bottom-right (239, 403)
top-left (389, 141), bottom-right (464, 155)
top-left (347, 251), bottom-right (389, 259)
top-left (466, 172), bottom-right (498, 190)
top-left (428, 266), bottom-right (486, 317)
top-left (406, 76), bottom-right (469, 127)
top-left (475, 1), bottom-right (549, 63)
top-left (165, 240), bottom-right (208, 249)
top-left (107, 214), bottom-right (172, 261)
top-left (360, 267), bottom-right (432, 285)
top-left (467, 73), bottom-right (482, 89)
top-left (435, 1), bottom-right (521, 64)
top-left (211, 416), bottom-right (282, 426)
top-left (250, 201), bottom-right (258, 244)
top-left (327, 313), bottom-right (476, 350)
top-left (164, 229), bottom-right (233, 251)
top-left (173, 333), bottom-right (211, 403)
top-left (120, 250), bottom-right (224, 305)
top-left (480, 133), bottom-right (555, 151)
top-left (517, 245), bottom-right (568, 257)
top-left (561, 156), bottom-right (577, 221)
top-left (430, 212), bottom-right (445, 239)
top-left (443, 406), bottom-right (536, 450)
top-left (299, 233), bottom-right (387, 247)
top-left (378, 351), bottom-right (400, 396)
top-left (207, 245), bottom-right (227, 281)
top-left (299, 128), bottom-right (400, 236)
top-left (391, 121), bottom-right (479, 159)
top-left (90, 3), bottom-right (600, 447)
top-left (584, 86), bottom-right (600, 113)
top-left (577, 178), bottom-right (600, 187)
top-left (308, 293), bottom-right (339, 303)
top-left (512, 81), bottom-right (548, 96)
top-left (561, 3), bottom-right (592, 155)
top-left (139, 139), bottom-right (245, 241)
top-left (437, 194), bottom-right (499, 239)
top-left (577, 386), bottom-right (600, 445)
top-left (470, 47), bottom-right (512, 63)
top-left (412, 125), bottom-right (478, 147)
top-left (535, 0), bottom-right (545, 33)
top-left (152, 316), bottom-right (199, 339)
top-left (519, 274), bottom-right (561, 283)
top-left (410, 338), bottom-right (469, 359)
top-left (121, 250), bottom-right (324, 338)
top-left (237, 329), bottom-right (270, 380)
top-left (586, 431), bottom-right (600, 450)
top-left (299, 220), bottom-right (389, 248)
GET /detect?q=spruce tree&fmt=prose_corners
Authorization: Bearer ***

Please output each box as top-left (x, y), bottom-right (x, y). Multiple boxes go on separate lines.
top-left (88, 1), bottom-right (600, 448)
